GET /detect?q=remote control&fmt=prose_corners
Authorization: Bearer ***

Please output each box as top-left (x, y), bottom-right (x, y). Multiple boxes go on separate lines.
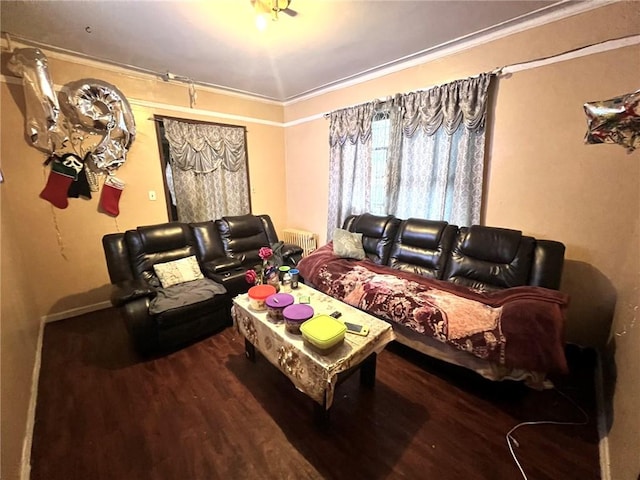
top-left (330, 311), bottom-right (342, 318)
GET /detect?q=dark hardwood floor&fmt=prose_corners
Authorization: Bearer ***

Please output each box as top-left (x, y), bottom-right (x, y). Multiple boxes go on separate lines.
top-left (30, 308), bottom-right (600, 480)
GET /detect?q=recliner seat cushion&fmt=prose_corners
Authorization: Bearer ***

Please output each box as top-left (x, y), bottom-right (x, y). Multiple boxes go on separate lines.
top-left (149, 278), bottom-right (227, 320)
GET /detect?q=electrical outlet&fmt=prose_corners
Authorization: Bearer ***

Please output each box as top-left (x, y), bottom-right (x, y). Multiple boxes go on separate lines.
top-left (148, 190), bottom-right (157, 201)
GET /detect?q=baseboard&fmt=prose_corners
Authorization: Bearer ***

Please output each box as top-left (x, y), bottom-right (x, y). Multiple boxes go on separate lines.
top-left (42, 300), bottom-right (112, 323)
top-left (20, 317), bottom-right (45, 480)
top-left (595, 352), bottom-right (611, 480)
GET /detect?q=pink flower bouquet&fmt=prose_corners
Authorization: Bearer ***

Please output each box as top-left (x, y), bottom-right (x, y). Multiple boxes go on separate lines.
top-left (246, 246), bottom-right (276, 285)
top-left (245, 269), bottom-right (258, 285)
top-left (258, 247), bottom-right (273, 261)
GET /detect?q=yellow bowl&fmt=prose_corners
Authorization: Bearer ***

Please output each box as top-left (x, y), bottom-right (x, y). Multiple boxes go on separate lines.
top-left (300, 314), bottom-right (347, 354)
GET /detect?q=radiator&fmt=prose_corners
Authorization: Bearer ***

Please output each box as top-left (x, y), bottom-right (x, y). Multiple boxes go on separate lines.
top-left (282, 228), bottom-right (318, 257)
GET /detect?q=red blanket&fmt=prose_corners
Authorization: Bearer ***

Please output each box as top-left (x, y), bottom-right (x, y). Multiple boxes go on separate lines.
top-left (297, 243), bottom-right (569, 374)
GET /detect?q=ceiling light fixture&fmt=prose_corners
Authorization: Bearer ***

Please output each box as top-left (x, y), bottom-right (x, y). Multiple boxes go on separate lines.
top-left (251, 0), bottom-right (297, 30)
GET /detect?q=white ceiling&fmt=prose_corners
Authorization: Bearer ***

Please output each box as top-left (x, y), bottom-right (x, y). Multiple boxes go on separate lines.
top-left (1, 0), bottom-right (587, 102)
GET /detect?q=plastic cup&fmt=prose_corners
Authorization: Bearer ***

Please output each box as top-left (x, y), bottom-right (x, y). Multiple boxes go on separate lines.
top-left (290, 268), bottom-right (300, 289)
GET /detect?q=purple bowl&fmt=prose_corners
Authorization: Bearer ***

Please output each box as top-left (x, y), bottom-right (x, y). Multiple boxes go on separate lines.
top-left (283, 304), bottom-right (314, 334)
top-left (265, 293), bottom-right (295, 323)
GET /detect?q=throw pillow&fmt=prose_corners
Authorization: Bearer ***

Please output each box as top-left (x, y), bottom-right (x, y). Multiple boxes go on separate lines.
top-left (152, 255), bottom-right (204, 288)
top-left (333, 228), bottom-right (366, 260)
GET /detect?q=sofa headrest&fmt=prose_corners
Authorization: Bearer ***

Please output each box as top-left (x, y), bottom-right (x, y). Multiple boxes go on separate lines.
top-left (352, 213), bottom-right (396, 238)
top-left (136, 223), bottom-right (191, 254)
top-left (401, 219), bottom-right (449, 248)
top-left (190, 221), bottom-right (225, 262)
top-left (221, 214), bottom-right (263, 237)
top-left (461, 225), bottom-right (522, 264)
top-left (344, 213), bottom-right (400, 265)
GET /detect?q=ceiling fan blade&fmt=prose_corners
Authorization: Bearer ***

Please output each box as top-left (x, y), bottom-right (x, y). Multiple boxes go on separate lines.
top-left (282, 7), bottom-right (297, 16)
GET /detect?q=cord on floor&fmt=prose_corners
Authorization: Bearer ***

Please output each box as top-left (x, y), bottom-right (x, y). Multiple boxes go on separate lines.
top-left (506, 388), bottom-right (590, 479)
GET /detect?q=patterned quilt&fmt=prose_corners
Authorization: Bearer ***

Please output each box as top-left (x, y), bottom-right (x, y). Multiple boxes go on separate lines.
top-left (297, 243), bottom-right (569, 374)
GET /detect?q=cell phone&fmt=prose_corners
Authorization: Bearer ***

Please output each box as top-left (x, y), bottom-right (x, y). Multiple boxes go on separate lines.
top-left (344, 321), bottom-right (369, 336)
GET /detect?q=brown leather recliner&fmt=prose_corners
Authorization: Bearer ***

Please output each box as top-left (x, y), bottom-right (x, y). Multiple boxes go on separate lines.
top-left (215, 214), bottom-right (303, 268)
top-left (102, 222), bottom-right (237, 354)
top-left (102, 214), bottom-right (303, 354)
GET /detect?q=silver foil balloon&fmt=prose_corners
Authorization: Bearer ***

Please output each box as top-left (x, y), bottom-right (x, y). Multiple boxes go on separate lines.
top-left (90, 131), bottom-right (127, 172)
top-left (7, 48), bottom-right (68, 152)
top-left (59, 78), bottom-right (136, 172)
top-left (584, 89), bottom-right (640, 153)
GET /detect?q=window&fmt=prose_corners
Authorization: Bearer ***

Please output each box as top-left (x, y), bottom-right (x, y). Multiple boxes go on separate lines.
top-left (370, 111), bottom-right (390, 215)
top-left (154, 116), bottom-right (251, 223)
top-left (328, 73), bottom-right (490, 235)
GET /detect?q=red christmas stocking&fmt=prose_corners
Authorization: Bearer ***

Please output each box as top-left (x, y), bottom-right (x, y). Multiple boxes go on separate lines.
top-left (39, 160), bottom-right (78, 209)
top-left (100, 176), bottom-right (125, 216)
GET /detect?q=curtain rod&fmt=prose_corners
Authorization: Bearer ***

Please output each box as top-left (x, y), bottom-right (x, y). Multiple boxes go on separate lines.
top-left (323, 70), bottom-right (496, 119)
top-left (498, 33), bottom-right (639, 75)
top-left (149, 115), bottom-right (248, 131)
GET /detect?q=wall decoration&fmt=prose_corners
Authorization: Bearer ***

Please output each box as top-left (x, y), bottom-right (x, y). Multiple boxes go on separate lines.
top-left (584, 89), bottom-right (640, 153)
top-left (8, 47), bottom-right (136, 215)
top-left (59, 78), bottom-right (136, 173)
top-left (7, 47), bottom-right (68, 152)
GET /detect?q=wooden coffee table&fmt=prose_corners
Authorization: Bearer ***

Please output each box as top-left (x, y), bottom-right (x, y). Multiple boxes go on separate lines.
top-left (231, 283), bottom-right (395, 423)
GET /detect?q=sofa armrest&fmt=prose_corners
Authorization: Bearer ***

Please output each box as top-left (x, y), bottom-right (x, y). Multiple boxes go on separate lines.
top-left (120, 297), bottom-right (158, 355)
top-left (202, 257), bottom-right (243, 275)
top-left (282, 242), bottom-right (303, 257)
top-left (111, 279), bottom-right (158, 307)
top-left (282, 242), bottom-right (304, 266)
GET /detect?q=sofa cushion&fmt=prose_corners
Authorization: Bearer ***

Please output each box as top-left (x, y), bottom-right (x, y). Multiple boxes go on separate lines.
top-left (444, 226), bottom-right (535, 290)
top-left (137, 223), bottom-right (192, 254)
top-left (153, 255), bottom-right (204, 288)
top-left (216, 214), bottom-right (271, 267)
top-left (125, 223), bottom-right (198, 284)
top-left (150, 278), bottom-right (227, 318)
top-left (190, 221), bottom-right (226, 262)
top-left (388, 219), bottom-right (457, 279)
top-left (342, 213), bottom-right (401, 265)
top-left (333, 228), bottom-right (366, 260)
top-left (461, 225), bottom-right (522, 264)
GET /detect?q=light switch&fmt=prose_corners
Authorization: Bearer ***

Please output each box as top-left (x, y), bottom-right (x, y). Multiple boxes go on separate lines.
top-left (148, 190), bottom-right (157, 201)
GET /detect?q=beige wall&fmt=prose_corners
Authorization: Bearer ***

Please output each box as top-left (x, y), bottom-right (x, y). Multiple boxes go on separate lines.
top-left (1, 187), bottom-right (42, 480)
top-left (284, 3), bottom-right (639, 479)
top-left (1, 55), bottom-right (286, 479)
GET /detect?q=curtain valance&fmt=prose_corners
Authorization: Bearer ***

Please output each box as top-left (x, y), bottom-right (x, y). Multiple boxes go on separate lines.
top-left (328, 73), bottom-right (492, 142)
top-left (401, 73), bottom-right (492, 136)
top-left (329, 102), bottom-right (375, 147)
top-left (163, 119), bottom-right (246, 173)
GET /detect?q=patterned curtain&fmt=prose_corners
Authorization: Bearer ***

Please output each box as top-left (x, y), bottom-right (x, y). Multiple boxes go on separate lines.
top-left (326, 102), bottom-right (375, 240)
top-left (390, 73), bottom-right (492, 225)
top-left (326, 73), bottom-right (492, 234)
top-left (162, 119), bottom-right (250, 223)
